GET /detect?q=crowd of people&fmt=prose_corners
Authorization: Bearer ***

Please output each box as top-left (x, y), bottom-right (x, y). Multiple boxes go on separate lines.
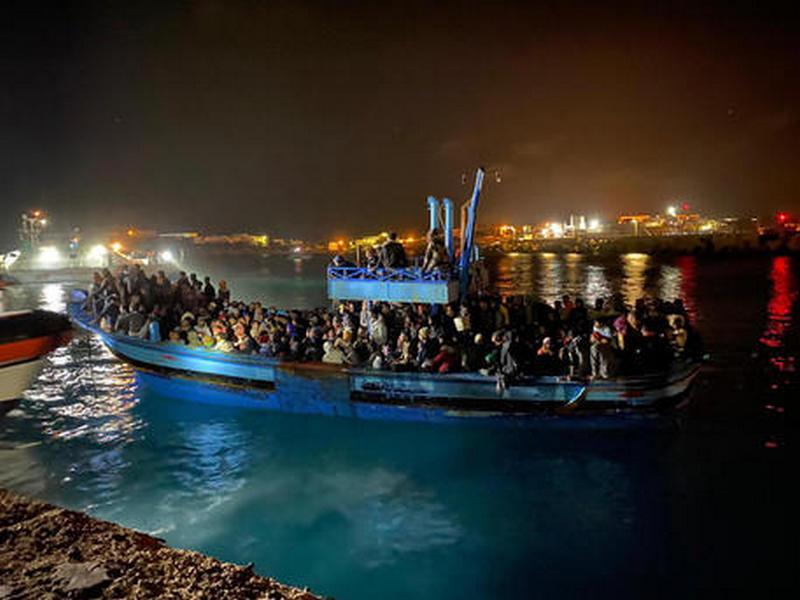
top-left (84, 262), bottom-right (699, 380)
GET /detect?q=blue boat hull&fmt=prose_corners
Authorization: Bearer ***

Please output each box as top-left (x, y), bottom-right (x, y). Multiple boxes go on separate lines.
top-left (68, 300), bottom-right (700, 423)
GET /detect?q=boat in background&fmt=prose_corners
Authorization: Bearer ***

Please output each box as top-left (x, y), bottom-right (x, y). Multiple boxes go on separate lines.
top-left (0, 310), bottom-right (73, 404)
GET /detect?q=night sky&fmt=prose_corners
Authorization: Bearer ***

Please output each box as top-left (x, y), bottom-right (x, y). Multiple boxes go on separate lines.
top-left (2, 1), bottom-right (799, 245)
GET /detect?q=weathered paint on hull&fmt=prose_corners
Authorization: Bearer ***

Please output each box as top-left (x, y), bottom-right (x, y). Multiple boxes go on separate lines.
top-left (70, 304), bottom-right (699, 422)
top-left (136, 371), bottom-right (581, 425)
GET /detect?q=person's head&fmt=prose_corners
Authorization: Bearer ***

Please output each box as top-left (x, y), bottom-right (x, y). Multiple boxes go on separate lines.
top-left (388, 232), bottom-right (398, 241)
top-left (541, 337), bottom-right (552, 350)
top-left (491, 330), bottom-right (504, 346)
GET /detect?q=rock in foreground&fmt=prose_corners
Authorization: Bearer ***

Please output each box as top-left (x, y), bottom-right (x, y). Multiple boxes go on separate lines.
top-left (0, 488), bottom-right (322, 599)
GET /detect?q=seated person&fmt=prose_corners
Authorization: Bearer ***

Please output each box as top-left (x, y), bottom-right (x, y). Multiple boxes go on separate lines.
top-left (422, 229), bottom-right (450, 273)
top-left (332, 254), bottom-right (356, 269)
top-left (380, 232), bottom-right (408, 268)
top-left (535, 336), bottom-right (562, 375)
top-left (364, 246), bottom-right (381, 270)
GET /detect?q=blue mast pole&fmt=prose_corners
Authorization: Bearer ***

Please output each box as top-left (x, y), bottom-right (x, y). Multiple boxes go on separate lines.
top-left (459, 168), bottom-right (484, 301)
top-left (442, 198), bottom-right (454, 262)
top-left (427, 196), bottom-right (439, 233)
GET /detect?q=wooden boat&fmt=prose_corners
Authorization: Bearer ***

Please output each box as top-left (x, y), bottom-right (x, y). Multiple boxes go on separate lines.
top-left (65, 171), bottom-right (701, 423)
top-left (0, 310), bottom-right (73, 403)
top-left (68, 294), bottom-right (700, 423)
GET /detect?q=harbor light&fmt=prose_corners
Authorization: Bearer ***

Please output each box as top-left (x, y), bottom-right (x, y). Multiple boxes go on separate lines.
top-left (88, 244), bottom-right (107, 260)
top-left (37, 246), bottom-right (61, 266)
top-left (111, 242), bottom-right (122, 253)
top-left (159, 250), bottom-right (175, 263)
top-left (86, 244), bottom-right (108, 267)
top-left (667, 206), bottom-right (677, 217)
top-left (588, 218), bottom-right (601, 231)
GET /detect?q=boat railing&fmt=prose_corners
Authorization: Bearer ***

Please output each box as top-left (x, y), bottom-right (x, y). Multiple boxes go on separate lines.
top-left (327, 265), bottom-right (454, 283)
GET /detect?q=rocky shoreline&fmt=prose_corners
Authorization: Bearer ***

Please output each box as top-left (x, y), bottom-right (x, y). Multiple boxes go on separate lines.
top-left (0, 488), bottom-right (322, 599)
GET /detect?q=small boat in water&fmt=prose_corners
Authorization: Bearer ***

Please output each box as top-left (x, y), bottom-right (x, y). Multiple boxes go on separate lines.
top-left (0, 310), bottom-right (73, 403)
top-left (68, 293), bottom-right (700, 423)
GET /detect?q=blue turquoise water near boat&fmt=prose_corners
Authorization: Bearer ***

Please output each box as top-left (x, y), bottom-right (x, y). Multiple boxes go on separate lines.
top-left (0, 253), bottom-right (797, 598)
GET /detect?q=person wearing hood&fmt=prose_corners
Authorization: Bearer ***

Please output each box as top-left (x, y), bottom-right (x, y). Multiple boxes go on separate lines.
top-left (322, 340), bottom-right (346, 364)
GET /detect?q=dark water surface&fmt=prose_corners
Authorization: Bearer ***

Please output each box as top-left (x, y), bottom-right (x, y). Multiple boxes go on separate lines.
top-left (1, 254), bottom-right (797, 598)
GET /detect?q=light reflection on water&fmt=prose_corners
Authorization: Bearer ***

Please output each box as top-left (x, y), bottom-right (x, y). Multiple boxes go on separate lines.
top-left (40, 283), bottom-right (66, 312)
top-left (760, 256), bottom-right (797, 349)
top-left (620, 253), bottom-right (650, 307)
top-left (0, 256), bottom-right (798, 599)
top-left (492, 253), bottom-right (699, 321)
top-left (24, 338), bottom-right (142, 445)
